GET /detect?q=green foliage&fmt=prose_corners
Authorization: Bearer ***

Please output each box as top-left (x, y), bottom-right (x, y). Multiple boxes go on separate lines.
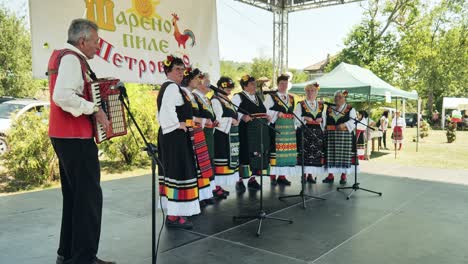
top-left (250, 57), bottom-right (273, 82)
top-left (99, 84), bottom-right (158, 165)
top-left (0, 8), bottom-right (39, 97)
top-left (328, 0), bottom-right (467, 115)
top-left (4, 109), bottom-right (59, 189)
top-left (288, 69), bottom-right (309, 83)
top-left (446, 120), bottom-right (457, 143)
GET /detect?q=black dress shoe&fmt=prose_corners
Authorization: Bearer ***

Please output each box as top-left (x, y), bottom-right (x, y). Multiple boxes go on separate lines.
top-left (212, 189), bottom-right (227, 199)
top-left (247, 179), bottom-right (261, 190)
top-left (56, 255), bottom-right (65, 264)
top-left (307, 175), bottom-right (316, 184)
top-left (165, 216), bottom-right (193, 229)
top-left (93, 258), bottom-right (116, 264)
top-left (236, 181), bottom-right (246, 193)
top-left (276, 177), bottom-right (291, 186)
top-left (322, 177), bottom-right (334, 183)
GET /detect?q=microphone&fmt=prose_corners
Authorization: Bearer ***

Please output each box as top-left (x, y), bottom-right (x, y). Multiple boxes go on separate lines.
top-left (321, 101), bottom-right (336, 106)
top-left (116, 81), bottom-right (129, 103)
top-left (206, 83), bottom-right (228, 96)
top-left (263, 89), bottom-right (278, 95)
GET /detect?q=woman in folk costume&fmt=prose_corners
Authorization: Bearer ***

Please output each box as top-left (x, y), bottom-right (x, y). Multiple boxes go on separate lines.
top-left (293, 82), bottom-right (325, 184)
top-left (264, 74), bottom-right (298, 186)
top-left (180, 67), bottom-right (216, 207)
top-left (356, 110), bottom-right (368, 160)
top-left (232, 75), bottom-right (272, 193)
top-left (193, 72), bottom-right (227, 201)
top-left (391, 111), bottom-right (406, 150)
top-left (211, 77), bottom-right (240, 196)
top-left (322, 90), bottom-right (358, 185)
top-left (157, 55), bottom-right (199, 229)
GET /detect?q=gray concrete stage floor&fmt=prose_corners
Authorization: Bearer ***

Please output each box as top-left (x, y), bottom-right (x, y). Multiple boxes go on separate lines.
top-left (1, 171), bottom-right (468, 264)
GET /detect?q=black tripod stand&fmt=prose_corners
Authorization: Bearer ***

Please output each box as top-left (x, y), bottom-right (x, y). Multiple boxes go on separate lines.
top-left (215, 92), bottom-right (292, 236)
top-left (266, 94), bottom-right (325, 208)
top-left (232, 116), bottom-right (293, 236)
top-left (334, 107), bottom-right (383, 200)
top-left (117, 88), bottom-right (160, 264)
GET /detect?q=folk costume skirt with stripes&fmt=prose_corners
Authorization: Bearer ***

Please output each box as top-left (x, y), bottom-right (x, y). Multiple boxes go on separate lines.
top-left (392, 126), bottom-right (403, 144)
top-left (325, 130), bottom-right (359, 175)
top-left (270, 116), bottom-right (298, 176)
top-left (158, 128), bottom-right (200, 216)
top-left (213, 126), bottom-right (240, 186)
top-left (356, 129), bottom-right (366, 160)
top-left (189, 125), bottom-right (214, 201)
top-left (296, 124), bottom-right (325, 175)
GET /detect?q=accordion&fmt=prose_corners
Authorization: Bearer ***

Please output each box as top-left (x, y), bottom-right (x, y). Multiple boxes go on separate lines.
top-left (88, 78), bottom-right (127, 143)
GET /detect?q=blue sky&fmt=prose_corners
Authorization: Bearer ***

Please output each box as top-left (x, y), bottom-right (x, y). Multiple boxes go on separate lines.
top-left (2, 0), bottom-right (364, 69)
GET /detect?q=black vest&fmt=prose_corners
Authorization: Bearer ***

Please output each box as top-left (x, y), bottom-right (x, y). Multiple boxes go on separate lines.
top-left (211, 96), bottom-right (238, 120)
top-left (193, 92), bottom-right (215, 121)
top-left (236, 92), bottom-right (267, 115)
top-left (268, 93), bottom-right (295, 114)
top-left (157, 81), bottom-right (193, 122)
top-left (326, 104), bottom-right (353, 126)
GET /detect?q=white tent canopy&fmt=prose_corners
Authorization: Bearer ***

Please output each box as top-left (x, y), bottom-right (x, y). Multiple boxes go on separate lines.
top-left (441, 97), bottom-right (468, 128)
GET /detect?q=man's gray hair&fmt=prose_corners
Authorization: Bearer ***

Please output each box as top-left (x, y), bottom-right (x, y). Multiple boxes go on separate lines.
top-left (67, 19), bottom-right (98, 45)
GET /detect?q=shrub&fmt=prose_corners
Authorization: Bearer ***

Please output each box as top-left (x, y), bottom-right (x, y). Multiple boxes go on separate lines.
top-left (4, 109), bottom-right (59, 188)
top-left (446, 120), bottom-right (457, 143)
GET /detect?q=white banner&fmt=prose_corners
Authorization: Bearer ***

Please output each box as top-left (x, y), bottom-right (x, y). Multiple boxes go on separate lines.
top-left (29, 0), bottom-right (220, 84)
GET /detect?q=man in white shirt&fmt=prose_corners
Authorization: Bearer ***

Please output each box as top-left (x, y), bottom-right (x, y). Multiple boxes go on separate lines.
top-left (48, 19), bottom-right (114, 264)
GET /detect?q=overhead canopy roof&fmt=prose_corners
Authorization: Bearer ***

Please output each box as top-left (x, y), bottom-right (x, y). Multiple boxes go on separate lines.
top-left (290, 62), bottom-right (418, 101)
top-left (442, 97), bottom-right (468, 109)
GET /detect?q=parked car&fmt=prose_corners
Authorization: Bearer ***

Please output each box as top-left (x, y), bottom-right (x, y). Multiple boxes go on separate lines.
top-left (405, 113), bottom-right (418, 128)
top-left (0, 99), bottom-right (50, 155)
top-left (0, 96), bottom-right (15, 103)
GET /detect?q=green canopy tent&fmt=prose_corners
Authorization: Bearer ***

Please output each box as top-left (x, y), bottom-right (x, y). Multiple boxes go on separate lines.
top-left (290, 62), bottom-right (418, 101)
top-left (290, 62), bottom-right (420, 156)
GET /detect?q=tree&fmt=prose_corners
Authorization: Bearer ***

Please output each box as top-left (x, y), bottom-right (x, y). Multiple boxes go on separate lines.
top-left (0, 7), bottom-right (38, 97)
top-left (250, 57), bottom-right (273, 80)
top-left (326, 0), bottom-right (419, 84)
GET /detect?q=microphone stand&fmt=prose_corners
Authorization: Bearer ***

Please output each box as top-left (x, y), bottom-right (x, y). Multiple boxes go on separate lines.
top-left (213, 92), bottom-right (293, 236)
top-left (265, 93), bottom-right (326, 209)
top-left (330, 104), bottom-right (383, 200)
top-left (118, 89), bottom-right (161, 264)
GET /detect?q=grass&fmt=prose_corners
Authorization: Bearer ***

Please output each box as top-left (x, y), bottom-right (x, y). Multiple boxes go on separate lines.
top-left (370, 127), bottom-right (468, 170)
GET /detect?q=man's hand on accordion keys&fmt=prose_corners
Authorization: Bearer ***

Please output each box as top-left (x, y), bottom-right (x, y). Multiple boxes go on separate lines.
top-left (94, 107), bottom-right (111, 134)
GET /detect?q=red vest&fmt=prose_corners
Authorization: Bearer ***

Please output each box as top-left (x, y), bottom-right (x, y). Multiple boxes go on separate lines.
top-left (48, 49), bottom-right (94, 139)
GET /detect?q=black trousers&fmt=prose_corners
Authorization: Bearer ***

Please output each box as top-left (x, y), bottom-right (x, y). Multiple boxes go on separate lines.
top-left (51, 138), bottom-right (102, 264)
top-left (379, 131), bottom-right (387, 148)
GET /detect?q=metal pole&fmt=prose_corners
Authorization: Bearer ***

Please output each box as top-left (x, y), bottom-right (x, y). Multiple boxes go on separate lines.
top-left (395, 97), bottom-right (398, 159)
top-left (417, 97), bottom-right (421, 152)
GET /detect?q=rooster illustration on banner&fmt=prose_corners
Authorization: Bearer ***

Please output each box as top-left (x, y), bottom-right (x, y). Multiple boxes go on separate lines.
top-left (171, 13), bottom-right (196, 49)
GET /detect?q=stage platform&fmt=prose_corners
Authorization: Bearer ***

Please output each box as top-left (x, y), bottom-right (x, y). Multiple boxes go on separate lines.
top-left (1, 172), bottom-right (468, 264)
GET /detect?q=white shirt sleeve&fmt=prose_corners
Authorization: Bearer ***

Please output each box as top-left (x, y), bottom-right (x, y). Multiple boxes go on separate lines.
top-left (52, 54), bottom-right (95, 117)
top-left (232, 94), bottom-right (244, 121)
top-left (345, 108), bottom-right (357, 133)
top-left (357, 117), bottom-right (367, 130)
top-left (264, 94), bottom-right (279, 124)
top-left (157, 83), bottom-right (182, 134)
top-left (212, 98), bottom-right (232, 134)
top-left (293, 102), bottom-right (303, 129)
